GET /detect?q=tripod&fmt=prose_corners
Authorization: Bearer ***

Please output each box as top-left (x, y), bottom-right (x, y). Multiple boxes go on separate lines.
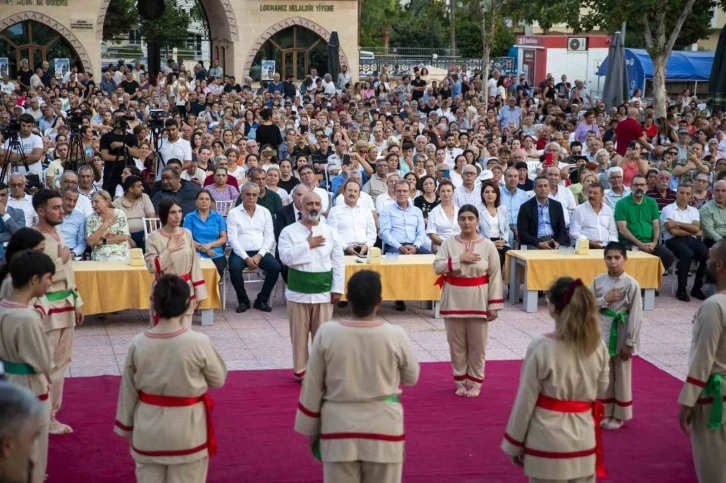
top-left (66, 127), bottom-right (87, 175)
top-left (150, 126), bottom-right (166, 178)
top-left (0, 132), bottom-right (30, 184)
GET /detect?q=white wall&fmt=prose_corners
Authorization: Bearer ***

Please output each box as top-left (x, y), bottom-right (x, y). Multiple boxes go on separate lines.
top-left (545, 47), bottom-right (608, 89)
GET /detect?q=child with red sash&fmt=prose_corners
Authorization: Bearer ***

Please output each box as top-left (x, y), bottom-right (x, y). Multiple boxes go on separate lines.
top-left (591, 241), bottom-right (642, 430)
top-left (0, 250), bottom-right (56, 483)
top-left (501, 277), bottom-right (610, 483)
top-left (114, 275), bottom-right (226, 483)
top-left (433, 204), bottom-right (503, 397)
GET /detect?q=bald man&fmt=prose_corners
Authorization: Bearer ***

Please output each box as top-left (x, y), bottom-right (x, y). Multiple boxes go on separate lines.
top-left (278, 191), bottom-right (345, 381)
top-left (678, 239), bottom-right (726, 483)
top-left (615, 107), bottom-right (652, 156)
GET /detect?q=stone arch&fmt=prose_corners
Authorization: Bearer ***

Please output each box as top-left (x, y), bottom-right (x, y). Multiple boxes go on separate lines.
top-left (0, 11), bottom-right (95, 75)
top-left (243, 18), bottom-right (350, 75)
top-left (95, 0), bottom-right (239, 42)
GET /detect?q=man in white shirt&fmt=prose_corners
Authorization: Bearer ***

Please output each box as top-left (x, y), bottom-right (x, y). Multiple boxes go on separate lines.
top-left (157, 119), bottom-right (192, 180)
top-left (546, 166), bottom-right (577, 226)
top-left (297, 164), bottom-right (329, 214)
top-left (77, 165), bottom-right (98, 201)
top-left (453, 165), bottom-right (482, 207)
top-left (375, 173), bottom-right (399, 213)
top-left (660, 183), bottom-right (708, 301)
top-left (443, 133), bottom-right (463, 168)
top-left (226, 182), bottom-right (281, 313)
top-left (323, 74), bottom-right (336, 96)
top-left (59, 171), bottom-right (92, 216)
top-left (0, 114), bottom-right (44, 182)
top-left (487, 70), bottom-right (500, 99)
top-left (327, 180), bottom-right (376, 256)
top-left (0, 74), bottom-right (14, 94)
top-left (604, 166), bottom-right (631, 209)
top-left (569, 181), bottom-right (617, 248)
top-left (7, 174), bottom-right (36, 227)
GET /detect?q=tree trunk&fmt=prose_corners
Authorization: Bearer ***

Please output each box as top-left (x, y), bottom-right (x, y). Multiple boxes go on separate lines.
top-left (383, 24), bottom-right (390, 55)
top-left (651, 53), bottom-right (668, 118)
top-left (450, 0), bottom-right (456, 56)
top-left (482, 3), bottom-right (490, 82)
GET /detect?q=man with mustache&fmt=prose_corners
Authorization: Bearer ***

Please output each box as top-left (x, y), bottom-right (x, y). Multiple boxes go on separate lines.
top-left (278, 191), bottom-right (345, 381)
top-left (614, 174), bottom-right (674, 288)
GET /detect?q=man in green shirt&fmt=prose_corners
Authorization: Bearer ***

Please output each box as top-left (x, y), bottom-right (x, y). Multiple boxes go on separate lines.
top-left (700, 180), bottom-right (726, 248)
top-left (614, 173), bottom-right (674, 273)
top-left (236, 167), bottom-right (283, 216)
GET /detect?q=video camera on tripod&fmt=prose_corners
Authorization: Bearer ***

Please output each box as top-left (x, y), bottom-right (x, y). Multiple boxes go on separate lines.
top-left (0, 119), bottom-right (29, 183)
top-left (147, 109), bottom-right (169, 131)
top-left (67, 108), bottom-right (92, 133)
top-left (0, 118), bottom-right (21, 141)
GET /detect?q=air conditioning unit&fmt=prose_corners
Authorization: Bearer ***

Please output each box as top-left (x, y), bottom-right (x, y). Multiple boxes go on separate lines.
top-left (568, 37), bottom-right (587, 51)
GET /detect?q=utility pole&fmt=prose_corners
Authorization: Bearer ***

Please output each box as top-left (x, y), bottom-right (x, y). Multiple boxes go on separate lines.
top-left (450, 0), bottom-right (456, 56)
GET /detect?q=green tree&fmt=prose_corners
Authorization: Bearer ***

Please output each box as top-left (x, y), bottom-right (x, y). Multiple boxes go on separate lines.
top-left (507, 0), bottom-right (726, 116)
top-left (103, 0), bottom-right (192, 49)
top-left (390, 0), bottom-right (449, 49)
top-left (102, 0), bottom-right (138, 41)
top-left (360, 0), bottom-right (404, 52)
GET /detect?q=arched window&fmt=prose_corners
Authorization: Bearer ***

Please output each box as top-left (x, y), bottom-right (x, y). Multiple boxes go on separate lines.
top-left (251, 26), bottom-right (328, 82)
top-left (0, 20), bottom-right (83, 77)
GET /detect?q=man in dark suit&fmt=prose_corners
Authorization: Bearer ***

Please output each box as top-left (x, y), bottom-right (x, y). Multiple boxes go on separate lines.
top-left (517, 176), bottom-right (569, 249)
top-left (274, 184), bottom-right (309, 282)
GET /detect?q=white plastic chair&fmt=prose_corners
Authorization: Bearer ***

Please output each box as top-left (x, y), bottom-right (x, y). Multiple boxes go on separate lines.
top-left (143, 217), bottom-right (161, 241)
top-left (215, 200), bottom-right (235, 217)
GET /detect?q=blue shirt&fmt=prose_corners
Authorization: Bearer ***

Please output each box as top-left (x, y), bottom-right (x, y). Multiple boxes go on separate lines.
top-left (499, 105), bottom-right (522, 130)
top-left (60, 209), bottom-right (87, 256)
top-left (452, 80), bottom-right (462, 98)
top-left (380, 202), bottom-right (426, 249)
top-left (501, 187), bottom-right (529, 225)
top-left (183, 210), bottom-right (227, 259)
top-left (536, 199), bottom-right (554, 238)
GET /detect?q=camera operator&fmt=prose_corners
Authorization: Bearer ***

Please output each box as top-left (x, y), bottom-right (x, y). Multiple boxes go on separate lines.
top-left (157, 118), bottom-right (192, 180)
top-left (100, 111), bottom-right (141, 197)
top-left (0, 114), bottom-right (44, 182)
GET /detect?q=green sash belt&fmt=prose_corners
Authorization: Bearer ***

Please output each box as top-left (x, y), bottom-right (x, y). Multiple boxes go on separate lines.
top-left (704, 374), bottom-right (723, 430)
top-left (600, 308), bottom-right (629, 357)
top-left (46, 289), bottom-right (79, 302)
top-left (288, 268), bottom-right (333, 294)
top-left (313, 395), bottom-right (401, 460)
top-left (1, 360), bottom-right (35, 375)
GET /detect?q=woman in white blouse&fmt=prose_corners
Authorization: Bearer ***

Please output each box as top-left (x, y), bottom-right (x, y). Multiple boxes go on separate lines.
top-left (426, 180), bottom-right (460, 253)
top-left (477, 180), bottom-right (510, 267)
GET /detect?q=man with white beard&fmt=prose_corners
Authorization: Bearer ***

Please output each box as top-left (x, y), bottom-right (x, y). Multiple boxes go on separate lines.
top-left (278, 191), bottom-right (345, 381)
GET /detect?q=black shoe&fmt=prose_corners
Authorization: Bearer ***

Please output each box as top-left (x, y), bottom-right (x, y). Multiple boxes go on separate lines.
top-left (253, 300), bottom-right (272, 312)
top-left (394, 301), bottom-right (407, 311)
top-left (235, 302), bottom-right (250, 313)
top-left (655, 290), bottom-right (659, 297)
top-left (675, 290), bottom-right (690, 302)
top-left (691, 288), bottom-right (708, 301)
top-left (336, 301), bottom-right (348, 309)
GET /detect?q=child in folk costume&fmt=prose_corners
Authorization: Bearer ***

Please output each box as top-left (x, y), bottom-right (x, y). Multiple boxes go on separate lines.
top-left (590, 241), bottom-right (642, 430)
top-left (32, 189), bottom-right (84, 435)
top-left (433, 204), bottom-right (504, 397)
top-left (295, 270), bottom-right (420, 483)
top-left (678, 239), bottom-right (726, 483)
top-left (0, 250), bottom-right (56, 483)
top-left (114, 275), bottom-right (227, 483)
top-left (145, 198), bottom-right (208, 328)
top-left (502, 277), bottom-right (610, 483)
top-left (279, 191), bottom-right (345, 381)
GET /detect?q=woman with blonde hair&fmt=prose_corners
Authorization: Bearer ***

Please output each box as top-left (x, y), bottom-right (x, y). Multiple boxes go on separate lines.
top-left (85, 190), bottom-right (132, 261)
top-left (502, 276), bottom-right (609, 483)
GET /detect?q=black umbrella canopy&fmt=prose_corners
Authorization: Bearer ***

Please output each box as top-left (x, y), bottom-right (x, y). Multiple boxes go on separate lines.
top-left (709, 24), bottom-right (726, 111)
top-left (601, 32), bottom-right (629, 109)
top-left (327, 31), bottom-right (341, 87)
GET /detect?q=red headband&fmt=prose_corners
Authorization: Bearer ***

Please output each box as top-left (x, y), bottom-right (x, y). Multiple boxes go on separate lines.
top-left (562, 279), bottom-right (584, 307)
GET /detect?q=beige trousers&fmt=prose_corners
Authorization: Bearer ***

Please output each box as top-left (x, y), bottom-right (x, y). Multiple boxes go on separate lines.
top-left (529, 477), bottom-right (595, 483)
top-left (135, 457), bottom-right (209, 483)
top-left (46, 327), bottom-right (73, 419)
top-left (32, 398), bottom-right (50, 483)
top-left (602, 356), bottom-right (632, 421)
top-left (287, 301), bottom-right (333, 377)
top-left (323, 461), bottom-right (402, 483)
top-left (690, 403), bottom-right (726, 483)
top-left (444, 318), bottom-right (489, 389)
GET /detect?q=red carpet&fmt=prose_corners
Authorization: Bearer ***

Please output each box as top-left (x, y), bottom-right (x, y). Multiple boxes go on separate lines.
top-left (48, 358), bottom-right (696, 482)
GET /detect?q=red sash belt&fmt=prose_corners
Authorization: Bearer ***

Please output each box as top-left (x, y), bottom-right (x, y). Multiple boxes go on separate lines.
top-left (535, 394), bottom-right (606, 478)
top-left (155, 271), bottom-right (192, 282)
top-left (138, 391), bottom-right (217, 456)
top-left (435, 274), bottom-right (489, 289)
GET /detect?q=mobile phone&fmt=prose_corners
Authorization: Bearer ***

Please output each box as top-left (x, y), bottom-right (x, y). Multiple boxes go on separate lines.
top-left (545, 152), bottom-right (553, 166)
top-left (443, 169), bottom-right (450, 178)
top-left (629, 141), bottom-right (637, 150)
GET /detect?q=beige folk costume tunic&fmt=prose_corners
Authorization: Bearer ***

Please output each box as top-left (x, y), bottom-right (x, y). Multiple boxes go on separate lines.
top-left (39, 228), bottom-right (83, 422)
top-left (114, 321), bottom-right (227, 483)
top-left (501, 334), bottom-right (610, 482)
top-left (433, 235), bottom-right (504, 389)
top-left (0, 299), bottom-right (52, 483)
top-left (591, 272), bottom-right (642, 421)
top-left (145, 228), bottom-right (208, 328)
top-left (677, 294), bottom-right (726, 483)
top-left (294, 319), bottom-right (420, 483)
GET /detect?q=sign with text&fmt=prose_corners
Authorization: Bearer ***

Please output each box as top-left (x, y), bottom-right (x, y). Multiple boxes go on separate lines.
top-left (259, 3), bottom-right (334, 11)
top-left (0, 0), bottom-right (69, 5)
top-left (261, 60), bottom-right (276, 81)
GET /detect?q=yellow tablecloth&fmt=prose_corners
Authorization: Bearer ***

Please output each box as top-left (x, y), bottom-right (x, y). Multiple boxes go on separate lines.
top-left (74, 260), bottom-right (222, 315)
top-left (504, 249), bottom-right (664, 291)
top-left (343, 255), bottom-right (441, 301)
